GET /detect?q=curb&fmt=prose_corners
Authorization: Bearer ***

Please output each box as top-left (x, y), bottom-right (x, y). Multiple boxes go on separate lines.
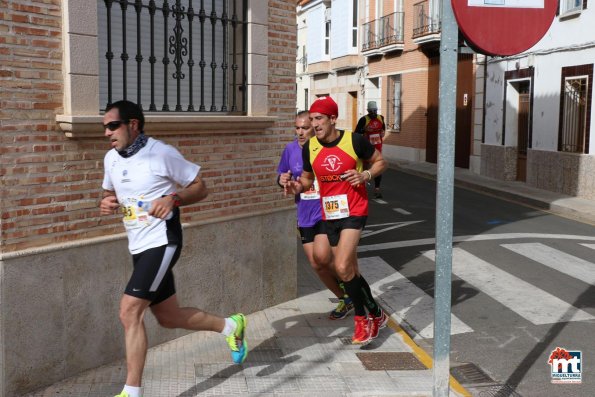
top-left (385, 316), bottom-right (472, 397)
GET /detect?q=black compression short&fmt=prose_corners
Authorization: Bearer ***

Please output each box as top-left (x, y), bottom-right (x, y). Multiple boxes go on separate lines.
top-left (324, 216), bottom-right (367, 247)
top-left (298, 220), bottom-right (327, 244)
top-left (126, 244), bottom-right (182, 305)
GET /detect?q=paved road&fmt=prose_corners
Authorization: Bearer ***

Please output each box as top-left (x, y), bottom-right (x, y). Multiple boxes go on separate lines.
top-left (359, 168), bottom-right (595, 397)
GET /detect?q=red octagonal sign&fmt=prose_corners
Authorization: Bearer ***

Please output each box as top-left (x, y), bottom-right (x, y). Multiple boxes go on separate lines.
top-left (452, 0), bottom-right (557, 56)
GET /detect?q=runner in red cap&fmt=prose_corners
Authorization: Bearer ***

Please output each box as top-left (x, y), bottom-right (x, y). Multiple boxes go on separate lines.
top-left (355, 101), bottom-right (386, 198)
top-left (285, 96), bottom-right (389, 345)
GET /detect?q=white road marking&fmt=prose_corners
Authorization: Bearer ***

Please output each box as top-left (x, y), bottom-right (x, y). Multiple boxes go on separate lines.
top-left (361, 221), bottom-right (424, 239)
top-left (373, 198), bottom-right (388, 204)
top-left (359, 256), bottom-right (474, 338)
top-left (503, 242), bottom-right (595, 285)
top-left (423, 248), bottom-right (595, 324)
top-left (393, 208), bottom-right (412, 215)
top-left (357, 233), bottom-right (595, 253)
top-left (366, 221), bottom-right (418, 228)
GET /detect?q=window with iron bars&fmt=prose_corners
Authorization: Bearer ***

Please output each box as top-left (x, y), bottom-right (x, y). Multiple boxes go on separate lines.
top-left (98, 0), bottom-right (248, 113)
top-left (558, 64), bottom-right (593, 154)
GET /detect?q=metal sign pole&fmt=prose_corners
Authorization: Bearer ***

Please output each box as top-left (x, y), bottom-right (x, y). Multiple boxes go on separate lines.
top-left (433, 0), bottom-right (458, 395)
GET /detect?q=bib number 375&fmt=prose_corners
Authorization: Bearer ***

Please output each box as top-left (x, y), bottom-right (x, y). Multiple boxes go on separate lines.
top-left (322, 194), bottom-right (349, 220)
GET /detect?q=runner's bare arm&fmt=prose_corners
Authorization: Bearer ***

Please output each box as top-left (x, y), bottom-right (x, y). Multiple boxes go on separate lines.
top-left (279, 170), bottom-right (293, 187)
top-left (176, 175), bottom-right (208, 205)
top-left (285, 171), bottom-right (314, 195)
top-left (365, 150), bottom-right (387, 181)
top-left (99, 189), bottom-right (119, 215)
top-left (342, 150), bottom-right (388, 186)
top-left (147, 175), bottom-right (208, 219)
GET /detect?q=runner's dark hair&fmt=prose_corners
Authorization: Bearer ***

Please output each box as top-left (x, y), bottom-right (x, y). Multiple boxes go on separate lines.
top-left (105, 100), bottom-right (145, 130)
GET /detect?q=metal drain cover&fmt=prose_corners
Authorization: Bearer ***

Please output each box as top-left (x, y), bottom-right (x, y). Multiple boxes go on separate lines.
top-left (450, 363), bottom-right (494, 384)
top-left (356, 352), bottom-right (427, 370)
top-left (470, 384), bottom-right (523, 396)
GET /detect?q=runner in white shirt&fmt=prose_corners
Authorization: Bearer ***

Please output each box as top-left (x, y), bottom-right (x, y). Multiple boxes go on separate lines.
top-left (99, 100), bottom-right (247, 397)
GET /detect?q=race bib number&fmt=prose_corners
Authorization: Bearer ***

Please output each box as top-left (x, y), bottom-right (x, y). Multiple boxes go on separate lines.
top-left (323, 194), bottom-right (349, 220)
top-left (300, 179), bottom-right (320, 200)
top-left (369, 133), bottom-right (382, 145)
top-left (122, 198), bottom-right (151, 230)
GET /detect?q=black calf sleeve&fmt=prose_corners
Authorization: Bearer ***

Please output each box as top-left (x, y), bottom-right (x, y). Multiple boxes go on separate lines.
top-left (343, 276), bottom-right (367, 316)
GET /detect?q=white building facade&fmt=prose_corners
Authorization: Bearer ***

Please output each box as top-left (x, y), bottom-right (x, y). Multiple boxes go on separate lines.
top-left (297, 0), bottom-right (366, 130)
top-left (482, 3), bottom-right (595, 199)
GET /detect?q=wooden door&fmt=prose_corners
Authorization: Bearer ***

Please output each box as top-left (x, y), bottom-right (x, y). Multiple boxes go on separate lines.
top-left (455, 55), bottom-right (473, 169)
top-left (426, 57), bottom-right (440, 164)
top-left (425, 54), bottom-right (473, 168)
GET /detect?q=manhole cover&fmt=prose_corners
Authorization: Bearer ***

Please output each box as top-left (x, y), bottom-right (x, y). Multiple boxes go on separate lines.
top-left (472, 384), bottom-right (523, 397)
top-left (450, 363), bottom-right (494, 384)
top-left (356, 352), bottom-right (427, 370)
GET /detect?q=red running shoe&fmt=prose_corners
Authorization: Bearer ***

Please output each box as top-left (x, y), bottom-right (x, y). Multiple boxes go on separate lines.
top-left (352, 315), bottom-right (372, 345)
top-left (369, 309), bottom-right (389, 339)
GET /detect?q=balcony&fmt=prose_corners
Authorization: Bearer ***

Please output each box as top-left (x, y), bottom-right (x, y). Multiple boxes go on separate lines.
top-left (412, 0), bottom-right (441, 45)
top-left (362, 12), bottom-right (405, 56)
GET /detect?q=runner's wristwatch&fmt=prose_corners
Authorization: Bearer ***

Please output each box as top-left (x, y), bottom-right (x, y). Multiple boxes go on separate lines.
top-left (169, 192), bottom-right (181, 207)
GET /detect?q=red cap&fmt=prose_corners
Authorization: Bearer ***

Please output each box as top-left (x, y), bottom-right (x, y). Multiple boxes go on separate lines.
top-left (309, 96), bottom-right (338, 118)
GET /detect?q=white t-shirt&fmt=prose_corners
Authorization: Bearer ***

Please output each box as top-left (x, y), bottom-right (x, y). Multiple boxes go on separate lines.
top-left (102, 137), bottom-right (200, 254)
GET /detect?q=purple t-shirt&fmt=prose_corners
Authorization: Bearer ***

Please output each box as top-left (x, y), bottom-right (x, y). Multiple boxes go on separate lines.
top-left (277, 139), bottom-right (322, 228)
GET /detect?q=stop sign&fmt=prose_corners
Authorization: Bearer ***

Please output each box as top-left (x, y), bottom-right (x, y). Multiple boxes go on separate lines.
top-left (452, 0), bottom-right (557, 56)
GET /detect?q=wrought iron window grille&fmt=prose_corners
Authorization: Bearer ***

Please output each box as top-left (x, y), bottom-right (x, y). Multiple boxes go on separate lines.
top-left (99, 0), bottom-right (248, 114)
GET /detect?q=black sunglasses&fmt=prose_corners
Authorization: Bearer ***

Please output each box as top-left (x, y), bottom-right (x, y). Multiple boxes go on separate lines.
top-left (103, 120), bottom-right (129, 131)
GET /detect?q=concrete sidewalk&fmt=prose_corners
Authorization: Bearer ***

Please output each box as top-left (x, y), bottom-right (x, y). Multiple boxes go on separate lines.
top-left (24, 241), bottom-right (468, 397)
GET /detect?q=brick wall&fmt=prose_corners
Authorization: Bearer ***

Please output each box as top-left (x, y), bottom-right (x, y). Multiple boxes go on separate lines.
top-left (269, 0), bottom-right (297, 128)
top-left (0, 0), bottom-right (296, 254)
top-left (365, 0), bottom-right (431, 151)
top-left (388, 71), bottom-right (429, 149)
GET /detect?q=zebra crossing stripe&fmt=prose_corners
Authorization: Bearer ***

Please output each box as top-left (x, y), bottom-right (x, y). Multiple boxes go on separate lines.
top-left (357, 233), bottom-right (595, 253)
top-left (423, 248), bottom-right (595, 325)
top-left (358, 256), bottom-right (474, 338)
top-left (580, 243), bottom-right (595, 251)
top-left (503, 242), bottom-right (595, 285)
top-left (361, 221), bottom-right (423, 239)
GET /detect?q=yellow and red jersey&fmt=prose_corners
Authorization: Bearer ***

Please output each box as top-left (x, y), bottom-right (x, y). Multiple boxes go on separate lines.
top-left (303, 131), bottom-right (375, 220)
top-left (355, 114), bottom-right (385, 152)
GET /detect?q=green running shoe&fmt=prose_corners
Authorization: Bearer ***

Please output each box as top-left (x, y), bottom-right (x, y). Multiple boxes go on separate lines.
top-left (114, 392), bottom-right (129, 397)
top-left (226, 313), bottom-right (248, 364)
top-left (329, 296), bottom-right (354, 320)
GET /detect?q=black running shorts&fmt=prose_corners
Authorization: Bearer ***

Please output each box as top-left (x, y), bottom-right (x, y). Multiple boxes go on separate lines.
top-left (298, 220), bottom-right (327, 244)
top-left (126, 244), bottom-right (182, 305)
top-left (325, 216), bottom-right (367, 247)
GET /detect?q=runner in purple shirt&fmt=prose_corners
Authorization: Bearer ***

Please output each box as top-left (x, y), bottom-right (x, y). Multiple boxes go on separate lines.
top-left (277, 111), bottom-right (353, 320)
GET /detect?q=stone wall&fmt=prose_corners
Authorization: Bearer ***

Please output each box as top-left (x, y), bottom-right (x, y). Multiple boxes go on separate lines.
top-left (480, 143), bottom-right (517, 181)
top-left (527, 149), bottom-right (595, 200)
top-left (0, 211), bottom-right (296, 395)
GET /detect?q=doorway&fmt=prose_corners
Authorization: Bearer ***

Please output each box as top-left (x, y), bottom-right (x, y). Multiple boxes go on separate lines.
top-left (516, 82), bottom-right (530, 181)
top-left (349, 91), bottom-right (358, 132)
top-left (426, 54), bottom-right (473, 168)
